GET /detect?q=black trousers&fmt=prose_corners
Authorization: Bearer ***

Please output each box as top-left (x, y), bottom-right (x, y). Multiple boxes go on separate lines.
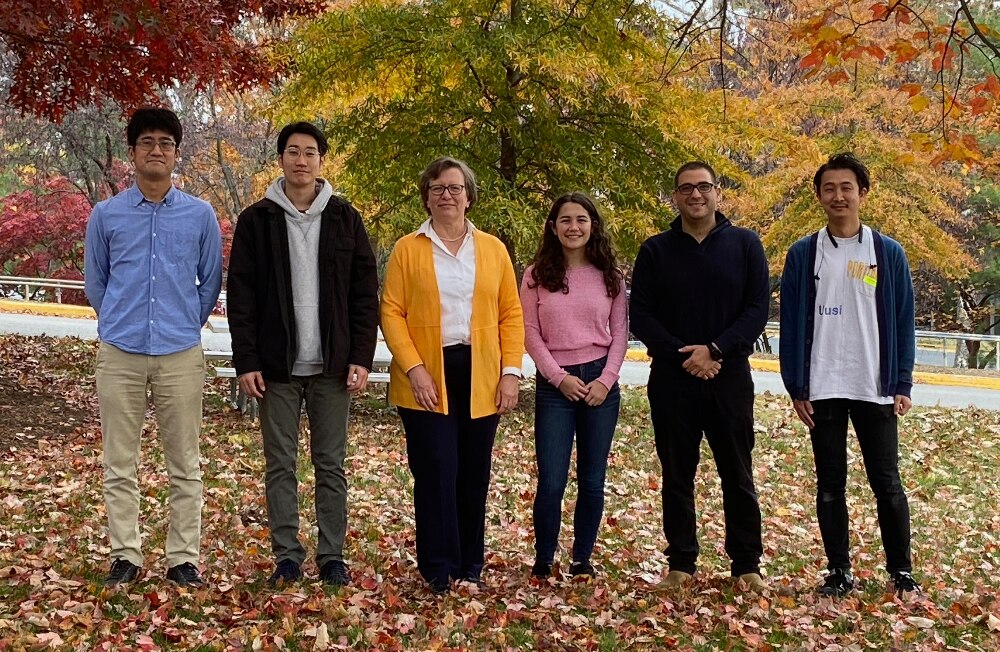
top-left (398, 345), bottom-right (500, 586)
top-left (809, 398), bottom-right (912, 573)
top-left (648, 366), bottom-right (763, 576)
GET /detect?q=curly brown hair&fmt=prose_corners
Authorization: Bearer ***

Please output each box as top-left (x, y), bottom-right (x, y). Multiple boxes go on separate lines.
top-left (527, 192), bottom-right (623, 298)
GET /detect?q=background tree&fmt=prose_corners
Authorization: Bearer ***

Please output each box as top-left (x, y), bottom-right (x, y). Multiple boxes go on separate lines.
top-left (0, 0), bottom-right (323, 121)
top-left (0, 176), bottom-right (91, 302)
top-left (277, 0), bottom-right (706, 263)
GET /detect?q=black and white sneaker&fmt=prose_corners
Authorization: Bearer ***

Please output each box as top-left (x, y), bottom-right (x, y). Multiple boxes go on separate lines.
top-left (531, 560), bottom-right (553, 578)
top-left (890, 571), bottom-right (920, 595)
top-left (818, 568), bottom-right (855, 597)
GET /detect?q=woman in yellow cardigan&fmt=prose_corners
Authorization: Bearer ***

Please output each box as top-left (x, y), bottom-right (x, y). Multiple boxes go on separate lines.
top-left (380, 156), bottom-right (525, 594)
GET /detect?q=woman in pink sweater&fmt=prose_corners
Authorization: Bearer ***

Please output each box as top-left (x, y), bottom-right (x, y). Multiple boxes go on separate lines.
top-left (520, 192), bottom-right (628, 579)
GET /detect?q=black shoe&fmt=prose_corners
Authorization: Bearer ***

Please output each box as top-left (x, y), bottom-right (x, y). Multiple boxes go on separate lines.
top-left (569, 560), bottom-right (595, 577)
top-left (531, 560), bottom-right (552, 578)
top-left (104, 559), bottom-right (141, 587)
top-left (319, 560), bottom-right (351, 587)
top-left (166, 562), bottom-right (205, 588)
top-left (428, 578), bottom-right (450, 594)
top-left (890, 571), bottom-right (920, 595)
top-left (267, 559), bottom-right (302, 587)
top-left (818, 568), bottom-right (855, 597)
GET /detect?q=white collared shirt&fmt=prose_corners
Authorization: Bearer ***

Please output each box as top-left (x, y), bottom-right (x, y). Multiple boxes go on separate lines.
top-left (416, 218), bottom-right (520, 377)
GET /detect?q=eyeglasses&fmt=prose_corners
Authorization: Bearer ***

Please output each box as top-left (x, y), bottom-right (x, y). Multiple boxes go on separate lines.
top-left (429, 184), bottom-right (466, 196)
top-left (283, 147), bottom-right (321, 160)
top-left (135, 138), bottom-right (177, 152)
top-left (676, 182), bottom-right (717, 195)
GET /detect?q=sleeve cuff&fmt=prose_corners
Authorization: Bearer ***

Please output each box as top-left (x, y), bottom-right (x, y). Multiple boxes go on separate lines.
top-left (502, 367), bottom-right (522, 378)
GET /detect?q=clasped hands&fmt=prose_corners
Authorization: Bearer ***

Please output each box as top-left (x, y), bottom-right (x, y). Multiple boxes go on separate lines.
top-left (679, 344), bottom-right (720, 380)
top-left (558, 375), bottom-right (611, 406)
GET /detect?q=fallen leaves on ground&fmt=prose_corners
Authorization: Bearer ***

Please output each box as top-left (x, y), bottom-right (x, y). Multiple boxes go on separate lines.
top-left (1, 335), bottom-right (998, 651)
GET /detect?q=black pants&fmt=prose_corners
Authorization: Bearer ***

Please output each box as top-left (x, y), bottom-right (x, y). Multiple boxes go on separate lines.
top-left (398, 345), bottom-right (500, 586)
top-left (648, 367), bottom-right (762, 576)
top-left (809, 399), bottom-right (912, 573)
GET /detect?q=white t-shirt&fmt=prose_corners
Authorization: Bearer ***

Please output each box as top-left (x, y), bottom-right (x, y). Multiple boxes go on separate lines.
top-left (809, 225), bottom-right (892, 404)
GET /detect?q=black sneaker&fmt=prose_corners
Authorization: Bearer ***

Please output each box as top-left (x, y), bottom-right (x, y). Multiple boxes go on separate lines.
top-left (531, 560), bottom-right (552, 578)
top-left (319, 560), bottom-right (351, 586)
top-left (267, 559), bottom-right (302, 587)
top-left (104, 559), bottom-right (141, 587)
top-left (569, 560), bottom-right (595, 577)
top-left (818, 568), bottom-right (855, 597)
top-left (890, 571), bottom-right (920, 595)
top-left (166, 562), bottom-right (205, 588)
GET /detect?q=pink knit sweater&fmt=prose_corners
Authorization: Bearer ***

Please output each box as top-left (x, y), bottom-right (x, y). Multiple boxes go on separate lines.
top-left (519, 263), bottom-right (628, 389)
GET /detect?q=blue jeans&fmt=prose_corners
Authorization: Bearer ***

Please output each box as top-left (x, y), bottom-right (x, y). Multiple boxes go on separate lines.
top-left (533, 356), bottom-right (621, 564)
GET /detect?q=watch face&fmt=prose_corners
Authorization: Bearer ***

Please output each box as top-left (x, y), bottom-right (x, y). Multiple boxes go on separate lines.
top-left (710, 347), bottom-right (723, 361)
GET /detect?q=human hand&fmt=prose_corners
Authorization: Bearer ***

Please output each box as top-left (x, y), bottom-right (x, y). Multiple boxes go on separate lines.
top-left (238, 371), bottom-right (266, 399)
top-left (496, 374), bottom-right (519, 414)
top-left (583, 380), bottom-right (610, 406)
top-left (346, 364), bottom-right (369, 395)
top-left (893, 395), bottom-right (912, 417)
top-left (792, 399), bottom-right (815, 428)
top-left (558, 374), bottom-right (589, 401)
top-left (407, 364), bottom-right (439, 410)
top-left (679, 345), bottom-right (720, 379)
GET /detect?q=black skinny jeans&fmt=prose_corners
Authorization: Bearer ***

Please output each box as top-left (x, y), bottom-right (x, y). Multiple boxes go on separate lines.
top-left (808, 398), bottom-right (912, 573)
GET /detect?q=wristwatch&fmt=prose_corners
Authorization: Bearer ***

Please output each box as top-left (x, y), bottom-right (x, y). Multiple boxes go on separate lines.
top-left (708, 342), bottom-right (723, 361)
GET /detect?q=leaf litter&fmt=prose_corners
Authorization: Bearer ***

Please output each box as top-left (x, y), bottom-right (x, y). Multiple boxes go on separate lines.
top-left (0, 335), bottom-right (998, 650)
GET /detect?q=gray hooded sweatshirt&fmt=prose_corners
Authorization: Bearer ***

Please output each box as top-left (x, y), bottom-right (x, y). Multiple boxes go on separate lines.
top-left (264, 177), bottom-right (334, 377)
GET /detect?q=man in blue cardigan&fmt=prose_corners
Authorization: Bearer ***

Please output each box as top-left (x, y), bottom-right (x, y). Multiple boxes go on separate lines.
top-left (779, 153), bottom-right (919, 597)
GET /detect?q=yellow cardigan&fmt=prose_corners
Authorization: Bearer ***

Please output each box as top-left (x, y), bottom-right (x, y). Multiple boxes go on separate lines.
top-left (380, 229), bottom-right (524, 418)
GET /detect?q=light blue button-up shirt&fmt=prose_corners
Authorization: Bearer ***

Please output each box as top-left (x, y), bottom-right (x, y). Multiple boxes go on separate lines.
top-left (84, 184), bottom-right (223, 355)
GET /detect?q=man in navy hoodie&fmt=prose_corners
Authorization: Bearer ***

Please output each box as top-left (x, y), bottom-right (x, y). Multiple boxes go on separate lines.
top-left (630, 161), bottom-right (769, 592)
top-left (779, 153), bottom-right (919, 597)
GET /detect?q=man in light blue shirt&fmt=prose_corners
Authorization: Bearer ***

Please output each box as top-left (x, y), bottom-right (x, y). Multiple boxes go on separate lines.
top-left (84, 107), bottom-right (222, 588)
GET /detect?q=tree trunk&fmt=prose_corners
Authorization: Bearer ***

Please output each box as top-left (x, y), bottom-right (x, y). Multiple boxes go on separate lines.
top-left (954, 295), bottom-right (972, 368)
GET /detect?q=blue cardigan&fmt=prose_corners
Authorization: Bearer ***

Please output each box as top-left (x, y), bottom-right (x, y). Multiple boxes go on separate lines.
top-left (779, 229), bottom-right (915, 400)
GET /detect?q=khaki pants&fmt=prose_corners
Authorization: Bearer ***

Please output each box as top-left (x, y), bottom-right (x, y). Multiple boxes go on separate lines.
top-left (96, 343), bottom-right (204, 567)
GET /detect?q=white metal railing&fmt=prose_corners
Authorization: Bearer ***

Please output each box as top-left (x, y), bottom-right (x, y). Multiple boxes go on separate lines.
top-left (2, 276), bottom-right (997, 369)
top-left (0, 276), bottom-right (85, 303)
top-left (760, 322), bottom-right (1000, 371)
top-left (0, 276), bottom-right (229, 314)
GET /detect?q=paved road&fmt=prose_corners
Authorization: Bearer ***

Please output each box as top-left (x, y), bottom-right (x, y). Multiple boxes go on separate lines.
top-left (2, 312), bottom-right (998, 411)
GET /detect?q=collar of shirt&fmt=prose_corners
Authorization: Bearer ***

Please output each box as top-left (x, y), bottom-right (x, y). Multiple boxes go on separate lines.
top-left (417, 218), bottom-right (476, 254)
top-left (126, 183), bottom-right (178, 207)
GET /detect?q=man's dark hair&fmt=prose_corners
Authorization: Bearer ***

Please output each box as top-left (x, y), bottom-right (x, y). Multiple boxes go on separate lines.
top-left (674, 161), bottom-right (717, 188)
top-left (277, 122), bottom-right (329, 156)
top-left (127, 107), bottom-right (183, 147)
top-left (813, 153), bottom-right (870, 195)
